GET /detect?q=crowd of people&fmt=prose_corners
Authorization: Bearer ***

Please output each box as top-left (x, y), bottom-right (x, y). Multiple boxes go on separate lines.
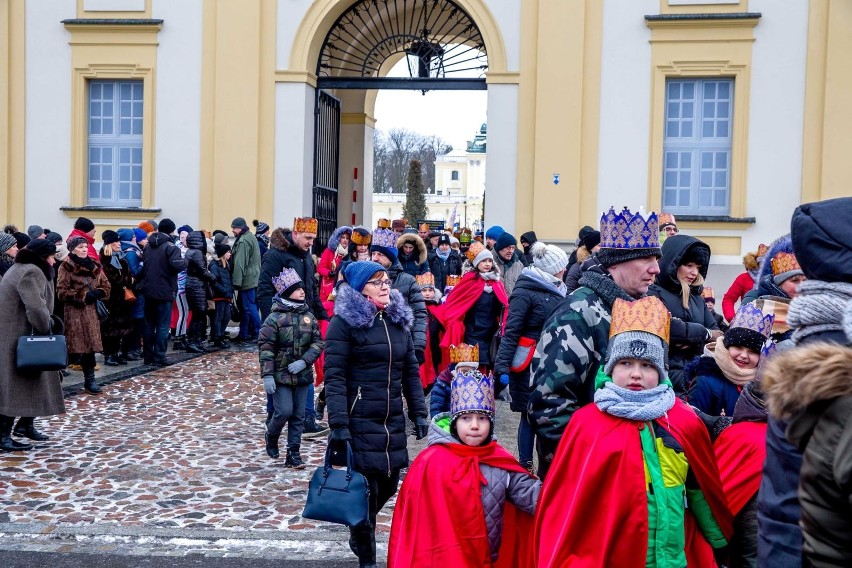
top-left (1, 197), bottom-right (851, 568)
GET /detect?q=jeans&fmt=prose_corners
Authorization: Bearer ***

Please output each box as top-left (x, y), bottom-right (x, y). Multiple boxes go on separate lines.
top-left (238, 288), bottom-right (261, 339)
top-left (517, 411), bottom-right (535, 466)
top-left (212, 300), bottom-right (231, 339)
top-left (144, 298), bottom-right (172, 363)
top-left (267, 384), bottom-right (308, 446)
top-left (305, 382), bottom-right (316, 421)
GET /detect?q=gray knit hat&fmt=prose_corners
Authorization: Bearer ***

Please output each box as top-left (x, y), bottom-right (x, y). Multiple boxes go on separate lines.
top-left (0, 232), bottom-right (16, 254)
top-left (530, 241), bottom-right (569, 275)
top-left (27, 225), bottom-right (44, 240)
top-left (604, 330), bottom-right (668, 381)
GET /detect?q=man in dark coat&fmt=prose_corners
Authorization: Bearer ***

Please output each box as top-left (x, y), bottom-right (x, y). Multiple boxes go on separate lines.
top-left (137, 219), bottom-right (187, 367)
top-left (427, 233), bottom-right (463, 293)
top-left (519, 230), bottom-right (538, 265)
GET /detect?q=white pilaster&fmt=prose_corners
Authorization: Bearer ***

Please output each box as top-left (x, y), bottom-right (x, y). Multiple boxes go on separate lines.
top-left (274, 82), bottom-right (315, 226)
top-left (484, 83), bottom-right (518, 234)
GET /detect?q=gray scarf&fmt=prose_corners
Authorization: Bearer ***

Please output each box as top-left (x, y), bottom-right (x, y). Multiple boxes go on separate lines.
top-left (594, 382), bottom-right (675, 421)
top-left (788, 280), bottom-right (852, 344)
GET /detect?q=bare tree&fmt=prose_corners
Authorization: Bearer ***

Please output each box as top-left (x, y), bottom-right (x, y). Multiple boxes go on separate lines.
top-left (373, 128), bottom-right (451, 193)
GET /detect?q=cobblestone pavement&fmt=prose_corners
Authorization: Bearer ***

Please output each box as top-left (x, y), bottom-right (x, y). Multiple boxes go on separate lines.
top-left (0, 349), bottom-right (521, 562)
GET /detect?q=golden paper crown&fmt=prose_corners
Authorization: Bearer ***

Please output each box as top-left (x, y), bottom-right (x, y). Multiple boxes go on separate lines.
top-left (293, 217), bottom-right (318, 234)
top-left (415, 273), bottom-right (435, 288)
top-left (445, 274), bottom-right (462, 287)
top-left (351, 229), bottom-right (371, 246)
top-left (377, 218), bottom-right (391, 229)
top-left (449, 343), bottom-right (479, 364)
top-left (658, 212), bottom-right (677, 228)
top-left (701, 287), bottom-right (715, 300)
top-left (756, 243), bottom-right (769, 258)
top-left (771, 252), bottom-right (801, 277)
top-left (466, 241), bottom-right (485, 262)
top-left (609, 296), bottom-right (671, 345)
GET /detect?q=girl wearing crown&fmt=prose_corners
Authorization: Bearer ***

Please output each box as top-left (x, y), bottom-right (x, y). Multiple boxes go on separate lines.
top-left (534, 296), bottom-right (732, 568)
top-left (388, 364), bottom-right (540, 568)
top-left (317, 225), bottom-right (352, 318)
top-left (432, 243), bottom-right (508, 373)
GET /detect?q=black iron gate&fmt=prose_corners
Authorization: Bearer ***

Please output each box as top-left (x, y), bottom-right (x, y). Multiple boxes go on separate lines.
top-left (312, 90), bottom-right (341, 254)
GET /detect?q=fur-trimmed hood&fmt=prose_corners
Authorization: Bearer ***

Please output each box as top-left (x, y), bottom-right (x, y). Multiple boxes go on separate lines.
top-left (758, 234), bottom-right (794, 283)
top-left (333, 282), bottom-right (414, 330)
top-left (269, 227), bottom-right (292, 252)
top-left (764, 343), bottom-right (852, 420)
top-left (327, 225), bottom-right (352, 251)
top-left (396, 233), bottom-right (428, 264)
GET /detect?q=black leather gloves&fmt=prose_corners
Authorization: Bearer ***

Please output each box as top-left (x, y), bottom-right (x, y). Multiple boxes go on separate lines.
top-left (330, 426), bottom-right (352, 443)
top-left (413, 416), bottom-right (429, 440)
top-left (84, 290), bottom-right (104, 304)
top-left (415, 348), bottom-right (426, 365)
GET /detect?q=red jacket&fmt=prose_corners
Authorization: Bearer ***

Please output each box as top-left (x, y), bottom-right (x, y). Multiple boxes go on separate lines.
top-left (66, 228), bottom-right (100, 264)
top-left (722, 271), bottom-right (755, 322)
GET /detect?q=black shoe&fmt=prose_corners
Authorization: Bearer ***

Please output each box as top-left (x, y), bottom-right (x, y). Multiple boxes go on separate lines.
top-left (13, 425), bottom-right (49, 442)
top-left (84, 378), bottom-right (102, 394)
top-left (265, 412), bottom-right (273, 428)
top-left (185, 342), bottom-right (205, 354)
top-left (125, 350), bottom-right (142, 361)
top-left (285, 446), bottom-right (305, 469)
top-left (316, 399), bottom-right (326, 421)
top-left (265, 432), bottom-right (280, 459)
top-left (0, 435), bottom-right (33, 452)
top-left (302, 418), bottom-right (329, 439)
top-left (173, 338), bottom-right (188, 350)
top-left (104, 354), bottom-right (119, 367)
top-left (116, 354), bottom-right (128, 365)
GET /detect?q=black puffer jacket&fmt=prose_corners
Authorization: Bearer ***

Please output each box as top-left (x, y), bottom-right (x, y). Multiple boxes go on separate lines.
top-left (324, 284), bottom-right (427, 475)
top-left (208, 258), bottom-right (234, 299)
top-left (494, 269), bottom-right (567, 411)
top-left (138, 232), bottom-right (187, 302)
top-left (184, 231), bottom-right (214, 312)
top-left (428, 249), bottom-right (463, 292)
top-left (257, 228), bottom-right (328, 322)
top-left (387, 260), bottom-right (427, 355)
top-left (648, 235), bottom-right (718, 394)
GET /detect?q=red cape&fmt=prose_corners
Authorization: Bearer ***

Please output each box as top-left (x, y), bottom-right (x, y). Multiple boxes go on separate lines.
top-left (533, 399), bottom-right (733, 568)
top-left (714, 421), bottom-right (767, 516)
top-left (389, 440), bottom-right (535, 568)
top-left (432, 272), bottom-right (508, 369)
top-left (419, 307), bottom-right (439, 390)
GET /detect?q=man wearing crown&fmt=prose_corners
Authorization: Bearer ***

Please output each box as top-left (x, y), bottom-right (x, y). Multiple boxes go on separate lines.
top-left (529, 207), bottom-right (662, 478)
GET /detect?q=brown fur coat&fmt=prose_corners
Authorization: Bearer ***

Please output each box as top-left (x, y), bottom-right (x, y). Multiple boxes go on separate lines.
top-left (56, 255), bottom-right (110, 354)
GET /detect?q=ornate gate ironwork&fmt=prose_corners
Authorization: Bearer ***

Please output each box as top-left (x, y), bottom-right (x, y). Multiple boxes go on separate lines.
top-left (312, 90), bottom-right (341, 254)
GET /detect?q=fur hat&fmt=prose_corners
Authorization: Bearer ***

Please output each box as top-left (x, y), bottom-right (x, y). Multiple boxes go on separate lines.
top-left (494, 232), bottom-right (517, 252)
top-left (73, 217), bottom-right (95, 233)
top-left (344, 261), bottom-right (387, 294)
top-left (531, 241), bottom-right (569, 275)
top-left (392, 219), bottom-right (406, 232)
top-left (101, 230), bottom-right (120, 245)
top-left (24, 238), bottom-right (56, 259)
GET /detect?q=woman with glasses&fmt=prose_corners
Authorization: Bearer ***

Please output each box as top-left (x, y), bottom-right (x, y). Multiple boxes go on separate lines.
top-left (324, 260), bottom-right (428, 568)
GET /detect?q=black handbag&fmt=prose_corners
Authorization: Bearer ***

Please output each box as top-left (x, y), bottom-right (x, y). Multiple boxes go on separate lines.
top-left (86, 278), bottom-right (110, 322)
top-left (302, 441), bottom-right (370, 527)
top-left (230, 293), bottom-right (242, 323)
top-left (16, 318), bottom-right (68, 373)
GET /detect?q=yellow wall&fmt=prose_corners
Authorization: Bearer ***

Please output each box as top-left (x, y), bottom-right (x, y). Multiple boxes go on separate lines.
top-left (0, 0), bottom-right (25, 227)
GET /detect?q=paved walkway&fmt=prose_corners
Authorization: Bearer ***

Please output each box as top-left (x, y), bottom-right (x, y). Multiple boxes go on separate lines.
top-left (0, 348), bottom-right (521, 562)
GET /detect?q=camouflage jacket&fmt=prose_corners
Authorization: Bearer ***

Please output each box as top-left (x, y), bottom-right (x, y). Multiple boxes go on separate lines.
top-left (258, 298), bottom-right (324, 386)
top-left (528, 267), bottom-right (638, 472)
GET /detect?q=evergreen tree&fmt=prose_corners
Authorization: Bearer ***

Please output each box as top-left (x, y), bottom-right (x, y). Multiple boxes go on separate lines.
top-left (403, 159), bottom-right (428, 223)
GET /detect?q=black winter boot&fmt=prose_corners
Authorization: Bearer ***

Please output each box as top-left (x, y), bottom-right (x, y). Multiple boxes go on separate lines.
top-left (83, 369), bottom-right (102, 394)
top-left (284, 445), bottom-right (305, 469)
top-left (265, 432), bottom-right (280, 459)
top-left (0, 416), bottom-right (33, 452)
top-left (104, 354), bottom-right (119, 366)
top-left (351, 525), bottom-right (377, 567)
top-left (13, 417), bottom-right (49, 441)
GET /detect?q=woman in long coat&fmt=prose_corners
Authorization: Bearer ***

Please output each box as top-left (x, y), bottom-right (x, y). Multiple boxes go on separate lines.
top-left (99, 230), bottom-right (134, 366)
top-left (57, 236), bottom-right (110, 394)
top-left (324, 260), bottom-right (428, 568)
top-left (0, 239), bottom-right (64, 450)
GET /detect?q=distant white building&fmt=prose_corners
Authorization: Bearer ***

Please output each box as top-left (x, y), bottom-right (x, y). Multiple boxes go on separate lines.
top-left (372, 124), bottom-right (487, 231)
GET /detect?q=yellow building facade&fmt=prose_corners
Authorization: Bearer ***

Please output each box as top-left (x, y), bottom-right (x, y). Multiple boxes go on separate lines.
top-left (1, 0), bottom-right (850, 271)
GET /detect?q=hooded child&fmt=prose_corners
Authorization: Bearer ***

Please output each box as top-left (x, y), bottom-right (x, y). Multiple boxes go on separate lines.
top-left (416, 272), bottom-right (442, 392)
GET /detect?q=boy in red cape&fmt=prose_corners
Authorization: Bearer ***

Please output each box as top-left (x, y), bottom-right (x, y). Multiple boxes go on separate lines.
top-left (534, 296), bottom-right (732, 568)
top-left (388, 366), bottom-right (540, 567)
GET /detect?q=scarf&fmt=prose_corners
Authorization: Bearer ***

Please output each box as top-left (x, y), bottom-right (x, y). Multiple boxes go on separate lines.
top-left (109, 249), bottom-right (125, 270)
top-left (336, 244), bottom-right (348, 257)
top-left (436, 248), bottom-right (450, 261)
top-left (480, 270), bottom-right (499, 281)
top-left (356, 251), bottom-right (370, 261)
top-left (712, 337), bottom-right (757, 386)
top-left (787, 280), bottom-right (852, 344)
top-left (594, 382), bottom-right (675, 421)
top-left (527, 266), bottom-right (568, 298)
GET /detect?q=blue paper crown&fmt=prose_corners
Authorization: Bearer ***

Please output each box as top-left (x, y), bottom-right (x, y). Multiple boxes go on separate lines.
top-left (729, 303), bottom-right (774, 339)
top-left (272, 267), bottom-right (303, 295)
top-left (600, 207), bottom-right (660, 249)
top-left (450, 369), bottom-right (495, 418)
top-left (372, 228), bottom-right (398, 249)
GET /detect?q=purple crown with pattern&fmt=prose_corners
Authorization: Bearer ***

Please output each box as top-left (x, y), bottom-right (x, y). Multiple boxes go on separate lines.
top-left (600, 207), bottom-right (660, 250)
top-left (729, 303), bottom-right (774, 339)
top-left (272, 267), bottom-right (303, 294)
top-left (371, 228), bottom-right (398, 249)
top-left (450, 369), bottom-right (495, 418)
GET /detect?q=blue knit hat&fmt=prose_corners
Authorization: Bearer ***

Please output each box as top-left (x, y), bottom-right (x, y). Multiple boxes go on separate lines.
top-left (494, 232), bottom-right (517, 252)
top-left (485, 225), bottom-right (505, 241)
top-left (117, 228), bottom-right (135, 243)
top-left (134, 228), bottom-right (148, 243)
top-left (344, 261), bottom-right (387, 294)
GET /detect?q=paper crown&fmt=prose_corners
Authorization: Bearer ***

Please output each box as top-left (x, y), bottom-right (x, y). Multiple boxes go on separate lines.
top-left (415, 273), bottom-right (435, 288)
top-left (600, 207), bottom-right (660, 250)
top-left (756, 243), bottom-right (769, 258)
top-left (658, 212), bottom-right (677, 229)
top-left (272, 267), bottom-right (303, 295)
top-left (701, 287), bottom-right (715, 300)
top-left (372, 228), bottom-right (398, 249)
top-left (451, 369), bottom-right (495, 418)
top-left (458, 229), bottom-right (472, 244)
top-left (466, 241), bottom-right (485, 262)
top-left (449, 343), bottom-right (479, 364)
top-left (609, 296), bottom-right (671, 345)
top-left (770, 252), bottom-right (801, 277)
top-left (418, 223), bottom-right (429, 232)
top-left (293, 217), bottom-right (318, 234)
top-left (752, 297), bottom-right (790, 334)
top-left (729, 303), bottom-right (774, 339)
top-left (445, 274), bottom-right (462, 287)
top-left (377, 218), bottom-right (391, 229)
top-left (351, 229), bottom-right (371, 246)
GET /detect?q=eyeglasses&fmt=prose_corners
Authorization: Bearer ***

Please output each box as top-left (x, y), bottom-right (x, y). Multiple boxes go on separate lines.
top-left (367, 279), bottom-right (393, 289)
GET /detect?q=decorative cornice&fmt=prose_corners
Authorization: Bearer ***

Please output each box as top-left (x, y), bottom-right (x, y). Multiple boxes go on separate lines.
top-left (62, 18), bottom-right (163, 26)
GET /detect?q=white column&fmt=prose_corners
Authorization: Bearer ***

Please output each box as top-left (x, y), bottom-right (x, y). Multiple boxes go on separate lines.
top-left (274, 82), bottom-right (315, 226)
top-left (360, 123), bottom-right (375, 227)
top-left (484, 83), bottom-right (519, 234)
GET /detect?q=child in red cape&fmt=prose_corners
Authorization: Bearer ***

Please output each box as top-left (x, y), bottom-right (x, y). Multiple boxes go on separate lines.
top-left (533, 296), bottom-right (732, 568)
top-left (388, 368), bottom-right (540, 568)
